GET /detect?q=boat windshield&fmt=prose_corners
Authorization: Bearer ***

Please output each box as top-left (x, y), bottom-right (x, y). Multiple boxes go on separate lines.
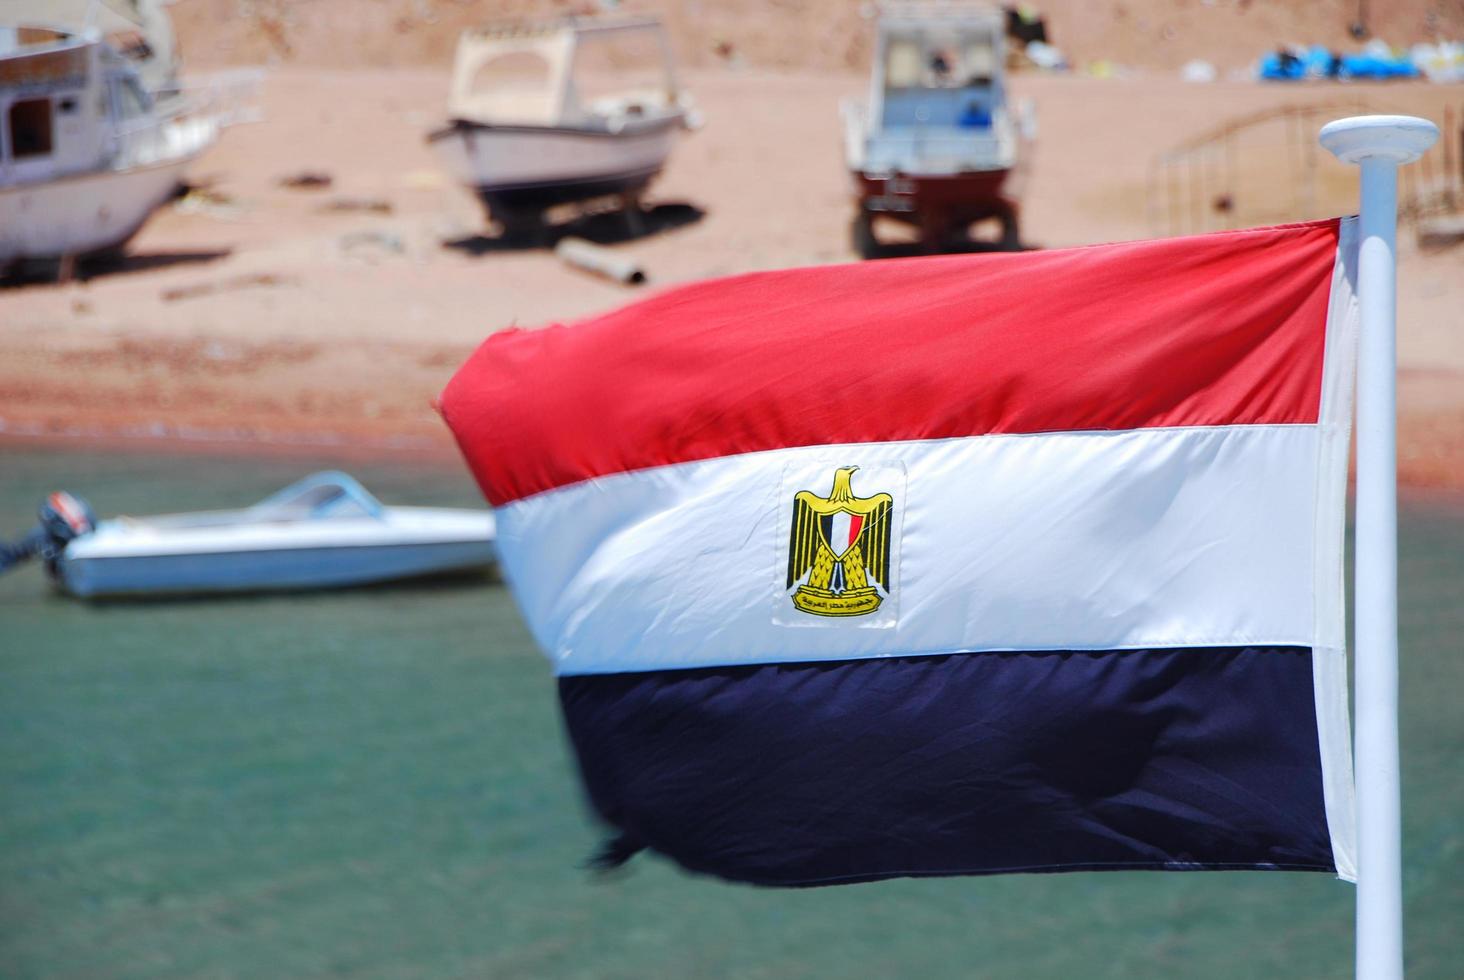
top-left (248, 472), bottom-right (385, 522)
top-left (879, 28), bottom-right (1001, 130)
top-left (567, 24), bottom-right (674, 118)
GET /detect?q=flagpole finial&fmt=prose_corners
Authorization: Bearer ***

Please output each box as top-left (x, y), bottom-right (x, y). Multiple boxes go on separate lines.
top-left (1319, 115), bottom-right (1438, 165)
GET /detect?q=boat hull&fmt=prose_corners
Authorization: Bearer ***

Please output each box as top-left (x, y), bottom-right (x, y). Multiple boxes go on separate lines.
top-left (854, 169), bottom-right (1013, 221)
top-left (55, 499), bottom-right (497, 598)
top-left (851, 169), bottom-right (1019, 254)
top-left (57, 538), bottom-right (497, 598)
top-left (428, 117), bottom-right (680, 214)
top-left (0, 157), bottom-right (192, 266)
top-left (474, 166), bottom-right (663, 213)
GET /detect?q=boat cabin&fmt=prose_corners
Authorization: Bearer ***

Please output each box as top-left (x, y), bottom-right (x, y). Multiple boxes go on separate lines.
top-left (0, 27), bottom-right (158, 188)
top-left (853, 2), bottom-right (1016, 175)
top-left (445, 16), bottom-right (683, 131)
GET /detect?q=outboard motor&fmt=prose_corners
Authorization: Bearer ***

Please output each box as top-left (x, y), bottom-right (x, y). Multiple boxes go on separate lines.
top-left (0, 492), bottom-right (96, 576)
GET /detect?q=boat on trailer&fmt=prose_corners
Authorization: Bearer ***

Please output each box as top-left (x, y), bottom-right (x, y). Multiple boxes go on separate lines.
top-left (428, 15), bottom-right (697, 238)
top-left (0, 472), bottom-right (498, 598)
top-left (0, 21), bottom-right (219, 272)
top-left (843, 2), bottom-right (1030, 257)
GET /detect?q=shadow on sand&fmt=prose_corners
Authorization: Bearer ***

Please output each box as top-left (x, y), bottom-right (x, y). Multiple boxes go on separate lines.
top-left (443, 201), bottom-right (705, 255)
top-left (856, 238), bottom-right (1040, 260)
top-left (2, 249), bottom-right (233, 288)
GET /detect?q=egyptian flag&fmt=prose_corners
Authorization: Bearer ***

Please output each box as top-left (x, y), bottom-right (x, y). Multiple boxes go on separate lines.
top-left (441, 218), bottom-right (1360, 886)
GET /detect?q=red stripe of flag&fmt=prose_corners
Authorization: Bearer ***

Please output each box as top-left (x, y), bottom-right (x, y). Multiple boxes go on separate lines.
top-left (442, 220), bottom-right (1340, 506)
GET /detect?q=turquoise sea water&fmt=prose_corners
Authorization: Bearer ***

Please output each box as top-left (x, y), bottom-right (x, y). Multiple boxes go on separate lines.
top-left (0, 448), bottom-right (1460, 979)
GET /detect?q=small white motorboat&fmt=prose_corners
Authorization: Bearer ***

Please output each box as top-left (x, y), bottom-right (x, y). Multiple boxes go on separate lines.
top-left (427, 15), bottom-right (697, 236)
top-left (0, 472), bottom-right (497, 598)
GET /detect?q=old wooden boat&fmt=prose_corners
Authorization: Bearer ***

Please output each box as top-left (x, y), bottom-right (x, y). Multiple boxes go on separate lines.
top-left (0, 24), bottom-right (215, 270)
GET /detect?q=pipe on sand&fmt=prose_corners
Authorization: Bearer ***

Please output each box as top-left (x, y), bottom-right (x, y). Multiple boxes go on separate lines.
top-left (554, 237), bottom-right (647, 286)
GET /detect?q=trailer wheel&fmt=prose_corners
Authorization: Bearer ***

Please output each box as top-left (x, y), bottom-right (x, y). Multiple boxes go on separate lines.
top-left (852, 210), bottom-right (879, 259)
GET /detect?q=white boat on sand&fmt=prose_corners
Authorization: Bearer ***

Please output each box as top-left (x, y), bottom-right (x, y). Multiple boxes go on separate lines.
top-left (428, 15), bottom-right (697, 237)
top-left (0, 22), bottom-right (217, 271)
top-left (0, 472), bottom-right (497, 598)
top-left (842, 2), bottom-right (1032, 256)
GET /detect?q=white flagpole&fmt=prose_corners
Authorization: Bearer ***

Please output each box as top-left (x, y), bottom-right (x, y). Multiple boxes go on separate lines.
top-left (1319, 115), bottom-right (1438, 980)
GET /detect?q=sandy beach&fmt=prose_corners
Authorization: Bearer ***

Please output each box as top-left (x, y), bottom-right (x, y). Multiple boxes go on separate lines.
top-left (2, 58), bottom-right (1461, 483)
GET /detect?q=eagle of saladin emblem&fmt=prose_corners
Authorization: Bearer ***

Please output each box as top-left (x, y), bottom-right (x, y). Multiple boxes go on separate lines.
top-left (786, 466), bottom-right (894, 617)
